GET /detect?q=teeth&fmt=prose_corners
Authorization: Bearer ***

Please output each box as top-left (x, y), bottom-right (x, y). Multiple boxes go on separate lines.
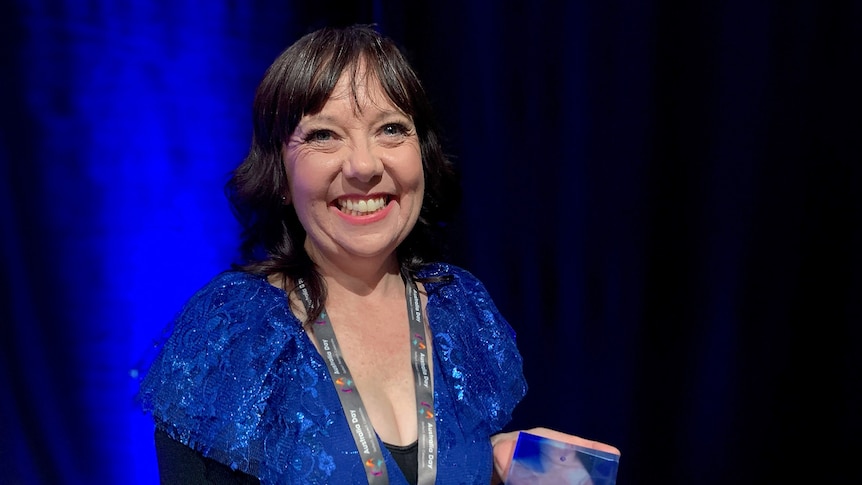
top-left (339, 196), bottom-right (387, 215)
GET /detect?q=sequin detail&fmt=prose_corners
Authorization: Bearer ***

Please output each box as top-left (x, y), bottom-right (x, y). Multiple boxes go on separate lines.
top-left (137, 263), bottom-right (526, 484)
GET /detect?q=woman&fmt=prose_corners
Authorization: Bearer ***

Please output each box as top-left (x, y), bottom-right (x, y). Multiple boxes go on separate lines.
top-left (138, 25), bottom-right (617, 485)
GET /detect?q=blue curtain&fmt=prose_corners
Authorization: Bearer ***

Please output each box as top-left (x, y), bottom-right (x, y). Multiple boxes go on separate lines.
top-left (2, 1), bottom-right (860, 484)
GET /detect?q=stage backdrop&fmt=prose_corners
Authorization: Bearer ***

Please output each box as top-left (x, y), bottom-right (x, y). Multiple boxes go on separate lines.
top-left (2, 1), bottom-right (860, 484)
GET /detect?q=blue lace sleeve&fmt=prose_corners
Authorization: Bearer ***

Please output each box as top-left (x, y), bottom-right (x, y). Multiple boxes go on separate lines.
top-left (137, 271), bottom-right (299, 475)
top-left (421, 263), bottom-right (528, 436)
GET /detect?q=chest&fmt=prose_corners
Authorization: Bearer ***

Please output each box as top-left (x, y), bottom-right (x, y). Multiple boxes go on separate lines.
top-left (284, 323), bottom-right (495, 484)
top-left (320, 298), bottom-right (420, 387)
top-left (306, 295), bottom-right (431, 445)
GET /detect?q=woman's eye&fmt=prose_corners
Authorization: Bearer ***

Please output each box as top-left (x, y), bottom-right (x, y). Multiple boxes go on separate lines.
top-left (382, 123), bottom-right (409, 136)
top-left (305, 129), bottom-right (334, 142)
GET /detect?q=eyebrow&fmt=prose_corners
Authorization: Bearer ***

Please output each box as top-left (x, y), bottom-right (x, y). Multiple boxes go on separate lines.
top-left (301, 108), bottom-right (411, 126)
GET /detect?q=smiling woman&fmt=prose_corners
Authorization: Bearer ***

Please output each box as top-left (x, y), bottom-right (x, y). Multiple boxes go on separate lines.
top-left (283, 73), bottom-right (425, 270)
top-left (136, 24), bottom-right (614, 485)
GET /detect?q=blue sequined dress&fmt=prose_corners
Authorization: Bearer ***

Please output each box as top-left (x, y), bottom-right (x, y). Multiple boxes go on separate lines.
top-left (138, 263), bottom-right (527, 484)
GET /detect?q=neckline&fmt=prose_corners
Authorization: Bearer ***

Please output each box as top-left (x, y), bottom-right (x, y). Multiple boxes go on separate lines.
top-left (383, 440), bottom-right (419, 452)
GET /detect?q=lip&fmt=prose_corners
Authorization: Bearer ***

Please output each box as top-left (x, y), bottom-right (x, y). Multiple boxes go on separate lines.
top-left (332, 194), bottom-right (394, 224)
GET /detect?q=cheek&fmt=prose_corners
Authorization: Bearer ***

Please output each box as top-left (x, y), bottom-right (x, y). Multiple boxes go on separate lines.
top-left (409, 160), bottom-right (426, 208)
top-left (404, 149), bottom-right (425, 189)
top-left (415, 179), bottom-right (426, 205)
top-left (406, 180), bottom-right (426, 225)
top-left (284, 158), bottom-right (328, 198)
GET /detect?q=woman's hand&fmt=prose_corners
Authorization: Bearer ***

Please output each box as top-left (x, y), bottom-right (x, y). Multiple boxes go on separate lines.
top-left (490, 427), bottom-right (620, 484)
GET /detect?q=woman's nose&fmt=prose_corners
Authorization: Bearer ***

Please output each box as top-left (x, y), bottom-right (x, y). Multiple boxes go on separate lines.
top-left (343, 141), bottom-right (383, 182)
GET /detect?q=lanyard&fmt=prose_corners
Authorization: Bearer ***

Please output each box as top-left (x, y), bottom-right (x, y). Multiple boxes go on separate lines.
top-left (295, 275), bottom-right (438, 485)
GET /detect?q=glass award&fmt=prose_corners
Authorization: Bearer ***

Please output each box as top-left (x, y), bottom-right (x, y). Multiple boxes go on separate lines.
top-left (506, 432), bottom-right (619, 485)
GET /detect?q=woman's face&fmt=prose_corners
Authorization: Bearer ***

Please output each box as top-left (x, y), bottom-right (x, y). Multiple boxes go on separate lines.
top-left (281, 67), bottom-right (424, 270)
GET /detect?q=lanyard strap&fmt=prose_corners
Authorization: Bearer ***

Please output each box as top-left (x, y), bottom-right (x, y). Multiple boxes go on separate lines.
top-left (295, 276), bottom-right (438, 485)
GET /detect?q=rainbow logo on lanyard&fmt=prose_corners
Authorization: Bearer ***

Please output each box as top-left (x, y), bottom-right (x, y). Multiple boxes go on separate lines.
top-left (412, 333), bottom-right (426, 349)
top-left (334, 377), bottom-right (354, 392)
top-left (365, 458), bottom-right (385, 476)
top-left (419, 401), bottom-right (434, 419)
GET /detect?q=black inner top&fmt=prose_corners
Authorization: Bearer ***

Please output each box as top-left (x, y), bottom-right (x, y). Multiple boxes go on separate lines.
top-left (154, 429), bottom-right (420, 484)
top-left (384, 439), bottom-right (419, 484)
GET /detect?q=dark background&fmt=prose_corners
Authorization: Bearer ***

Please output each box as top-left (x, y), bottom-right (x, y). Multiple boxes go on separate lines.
top-left (2, 1), bottom-right (860, 484)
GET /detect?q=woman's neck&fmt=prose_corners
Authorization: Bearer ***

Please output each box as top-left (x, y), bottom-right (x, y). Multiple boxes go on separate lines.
top-left (322, 266), bottom-right (404, 302)
top-left (306, 248), bottom-right (404, 302)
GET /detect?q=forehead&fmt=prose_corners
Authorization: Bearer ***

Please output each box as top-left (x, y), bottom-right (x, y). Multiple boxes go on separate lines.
top-left (321, 64), bottom-right (403, 116)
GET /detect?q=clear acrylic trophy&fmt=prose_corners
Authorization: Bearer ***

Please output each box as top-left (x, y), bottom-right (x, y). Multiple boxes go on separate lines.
top-left (506, 432), bottom-right (620, 485)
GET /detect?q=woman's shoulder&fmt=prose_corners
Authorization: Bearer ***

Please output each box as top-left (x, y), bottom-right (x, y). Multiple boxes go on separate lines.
top-left (189, 269), bottom-right (280, 303)
top-left (418, 262), bottom-right (507, 335)
top-left (178, 270), bottom-right (296, 328)
top-left (418, 262), bottom-right (481, 285)
top-left (418, 262), bottom-right (493, 301)
top-left (139, 270), bottom-right (301, 396)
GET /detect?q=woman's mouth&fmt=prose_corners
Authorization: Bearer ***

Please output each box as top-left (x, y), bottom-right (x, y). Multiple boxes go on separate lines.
top-left (336, 196), bottom-right (389, 216)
